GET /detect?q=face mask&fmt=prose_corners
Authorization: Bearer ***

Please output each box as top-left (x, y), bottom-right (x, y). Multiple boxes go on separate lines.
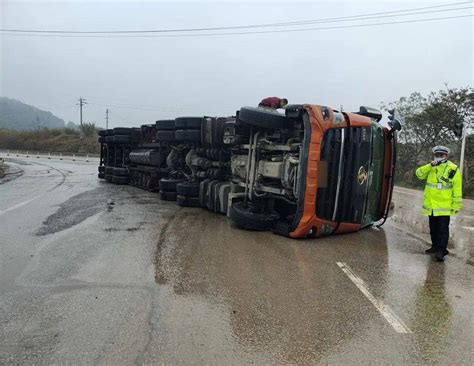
top-left (434, 157), bottom-right (447, 164)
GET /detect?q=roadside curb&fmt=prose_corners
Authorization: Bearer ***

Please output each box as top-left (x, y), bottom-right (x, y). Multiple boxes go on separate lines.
top-left (0, 161), bottom-right (24, 184)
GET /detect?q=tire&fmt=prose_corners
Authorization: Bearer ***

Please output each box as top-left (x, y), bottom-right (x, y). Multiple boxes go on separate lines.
top-left (229, 201), bottom-right (279, 231)
top-left (156, 119), bottom-right (175, 130)
top-left (159, 178), bottom-right (183, 192)
top-left (175, 129), bottom-right (200, 142)
top-left (98, 130), bottom-right (107, 137)
top-left (113, 135), bottom-right (131, 144)
top-left (98, 136), bottom-right (106, 143)
top-left (176, 195), bottom-right (201, 207)
top-left (105, 129), bottom-right (115, 136)
top-left (105, 174), bottom-right (113, 182)
top-left (105, 136), bottom-right (114, 143)
top-left (175, 117), bottom-right (203, 129)
top-left (98, 172), bottom-right (105, 179)
top-left (112, 175), bottom-right (129, 185)
top-left (176, 181), bottom-right (200, 197)
top-left (105, 166), bottom-right (115, 175)
top-left (98, 166), bottom-right (106, 173)
top-left (160, 191), bottom-right (177, 201)
top-left (156, 131), bottom-right (176, 142)
top-left (113, 167), bottom-right (129, 176)
top-left (113, 127), bottom-right (132, 135)
top-left (238, 106), bottom-right (289, 129)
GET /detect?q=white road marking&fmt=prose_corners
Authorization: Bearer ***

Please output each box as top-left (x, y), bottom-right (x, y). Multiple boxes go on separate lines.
top-left (336, 262), bottom-right (412, 334)
top-left (0, 197), bottom-right (38, 216)
top-left (461, 226), bottom-right (474, 231)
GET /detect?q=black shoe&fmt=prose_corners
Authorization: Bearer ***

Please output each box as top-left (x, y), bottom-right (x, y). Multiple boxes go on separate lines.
top-left (425, 247), bottom-right (437, 254)
top-left (434, 251), bottom-right (445, 262)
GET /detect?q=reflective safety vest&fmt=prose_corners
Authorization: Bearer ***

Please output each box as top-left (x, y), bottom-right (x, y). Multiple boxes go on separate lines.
top-left (415, 160), bottom-right (462, 216)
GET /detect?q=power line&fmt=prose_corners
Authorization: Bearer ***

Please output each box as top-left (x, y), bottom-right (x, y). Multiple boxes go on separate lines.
top-left (1, 1), bottom-right (472, 34)
top-left (2, 14), bottom-right (472, 38)
top-left (88, 101), bottom-right (162, 112)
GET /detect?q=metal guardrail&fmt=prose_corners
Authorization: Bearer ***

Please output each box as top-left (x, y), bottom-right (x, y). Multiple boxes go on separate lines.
top-left (0, 149), bottom-right (100, 163)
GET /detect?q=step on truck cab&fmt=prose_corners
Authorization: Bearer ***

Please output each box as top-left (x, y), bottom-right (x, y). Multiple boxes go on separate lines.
top-left (227, 104), bottom-right (401, 238)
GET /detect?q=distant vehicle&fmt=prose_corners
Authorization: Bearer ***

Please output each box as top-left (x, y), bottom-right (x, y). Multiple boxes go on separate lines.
top-left (98, 104), bottom-right (400, 238)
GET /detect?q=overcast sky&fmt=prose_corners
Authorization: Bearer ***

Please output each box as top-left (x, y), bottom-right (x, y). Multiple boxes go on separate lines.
top-left (0, 0), bottom-right (472, 128)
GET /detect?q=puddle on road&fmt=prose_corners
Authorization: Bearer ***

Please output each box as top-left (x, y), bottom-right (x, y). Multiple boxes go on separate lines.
top-left (36, 187), bottom-right (113, 236)
top-left (153, 209), bottom-right (392, 364)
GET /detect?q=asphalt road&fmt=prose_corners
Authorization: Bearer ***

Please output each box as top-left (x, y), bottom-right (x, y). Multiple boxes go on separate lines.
top-left (0, 157), bottom-right (472, 365)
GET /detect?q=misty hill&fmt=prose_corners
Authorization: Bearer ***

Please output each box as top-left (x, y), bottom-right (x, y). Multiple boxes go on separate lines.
top-left (0, 97), bottom-right (65, 130)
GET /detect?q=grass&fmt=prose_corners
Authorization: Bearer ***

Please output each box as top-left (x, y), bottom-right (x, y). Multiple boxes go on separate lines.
top-left (0, 127), bottom-right (100, 154)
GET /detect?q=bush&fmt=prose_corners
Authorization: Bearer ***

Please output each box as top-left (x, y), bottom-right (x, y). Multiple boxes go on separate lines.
top-left (0, 127), bottom-right (100, 154)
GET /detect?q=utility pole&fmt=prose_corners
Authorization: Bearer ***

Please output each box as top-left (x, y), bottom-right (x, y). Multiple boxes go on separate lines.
top-left (459, 123), bottom-right (467, 175)
top-left (106, 109), bottom-right (109, 129)
top-left (77, 97), bottom-right (87, 127)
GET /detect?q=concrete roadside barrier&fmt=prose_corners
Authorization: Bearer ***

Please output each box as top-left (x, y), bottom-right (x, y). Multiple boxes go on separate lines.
top-left (391, 186), bottom-right (474, 264)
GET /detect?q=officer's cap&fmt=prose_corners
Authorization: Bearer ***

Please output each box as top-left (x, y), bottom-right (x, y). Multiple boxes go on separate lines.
top-left (432, 146), bottom-right (450, 155)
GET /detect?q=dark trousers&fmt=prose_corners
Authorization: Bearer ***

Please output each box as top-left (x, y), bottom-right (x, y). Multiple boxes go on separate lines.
top-left (428, 215), bottom-right (450, 254)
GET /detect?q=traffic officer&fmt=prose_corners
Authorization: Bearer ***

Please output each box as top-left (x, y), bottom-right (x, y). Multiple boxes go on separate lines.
top-left (416, 146), bottom-right (462, 261)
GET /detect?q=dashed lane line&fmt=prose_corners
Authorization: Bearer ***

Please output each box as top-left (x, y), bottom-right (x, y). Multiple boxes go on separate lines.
top-left (336, 262), bottom-right (412, 334)
top-left (0, 197), bottom-right (38, 216)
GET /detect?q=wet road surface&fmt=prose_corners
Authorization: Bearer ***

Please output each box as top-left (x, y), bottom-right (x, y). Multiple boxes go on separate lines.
top-left (0, 157), bottom-right (473, 364)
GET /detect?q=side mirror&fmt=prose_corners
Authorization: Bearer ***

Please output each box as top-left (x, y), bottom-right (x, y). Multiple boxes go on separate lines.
top-left (388, 118), bottom-right (402, 139)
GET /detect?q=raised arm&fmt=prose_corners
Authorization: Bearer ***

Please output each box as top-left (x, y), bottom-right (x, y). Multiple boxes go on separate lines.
top-left (415, 163), bottom-right (432, 180)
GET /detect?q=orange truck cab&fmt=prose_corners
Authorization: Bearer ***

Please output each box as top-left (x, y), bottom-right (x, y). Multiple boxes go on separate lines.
top-left (227, 104), bottom-right (400, 238)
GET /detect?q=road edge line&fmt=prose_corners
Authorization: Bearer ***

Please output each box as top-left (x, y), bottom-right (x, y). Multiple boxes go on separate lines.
top-left (336, 262), bottom-right (412, 334)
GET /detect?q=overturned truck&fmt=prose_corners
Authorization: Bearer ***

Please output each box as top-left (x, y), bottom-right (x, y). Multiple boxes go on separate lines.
top-left (98, 104), bottom-right (400, 238)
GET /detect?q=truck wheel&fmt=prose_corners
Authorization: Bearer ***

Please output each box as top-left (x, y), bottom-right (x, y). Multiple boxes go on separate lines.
top-left (113, 127), bottom-right (132, 135)
top-left (113, 167), bottom-right (129, 177)
top-left (98, 136), bottom-right (105, 143)
top-left (176, 181), bottom-right (200, 197)
top-left (113, 135), bottom-right (131, 144)
top-left (176, 195), bottom-right (201, 207)
top-left (105, 166), bottom-right (114, 175)
top-left (229, 201), bottom-right (279, 231)
top-left (98, 166), bottom-right (106, 173)
top-left (105, 136), bottom-right (114, 143)
top-left (175, 117), bottom-right (203, 129)
top-left (156, 119), bottom-right (175, 130)
top-left (160, 191), bottom-right (177, 201)
top-left (156, 131), bottom-right (176, 141)
top-left (98, 172), bottom-right (105, 179)
top-left (159, 178), bottom-right (183, 192)
top-left (112, 175), bottom-right (129, 185)
top-left (175, 129), bottom-right (200, 142)
top-left (105, 174), bottom-right (113, 182)
top-left (98, 130), bottom-right (107, 137)
top-left (238, 107), bottom-right (289, 129)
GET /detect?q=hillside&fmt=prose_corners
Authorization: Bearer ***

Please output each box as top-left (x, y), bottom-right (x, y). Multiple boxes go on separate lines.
top-left (0, 97), bottom-right (65, 130)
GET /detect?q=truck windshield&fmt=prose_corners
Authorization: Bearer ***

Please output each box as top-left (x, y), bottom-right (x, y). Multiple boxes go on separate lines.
top-left (316, 125), bottom-right (377, 224)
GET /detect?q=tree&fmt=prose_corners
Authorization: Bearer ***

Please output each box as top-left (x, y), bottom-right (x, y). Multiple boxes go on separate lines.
top-left (79, 122), bottom-right (98, 137)
top-left (382, 86), bottom-right (473, 195)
